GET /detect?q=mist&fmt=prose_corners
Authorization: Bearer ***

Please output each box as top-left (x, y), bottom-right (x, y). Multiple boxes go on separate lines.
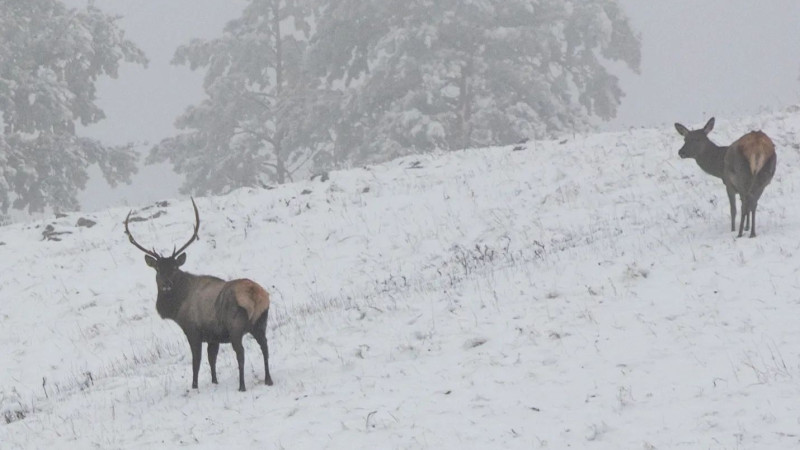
top-left (4, 1), bottom-right (800, 214)
top-left (609, 0), bottom-right (800, 130)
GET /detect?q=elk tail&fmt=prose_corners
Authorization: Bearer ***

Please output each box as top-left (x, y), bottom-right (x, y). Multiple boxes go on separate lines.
top-left (748, 152), bottom-right (766, 176)
top-left (745, 153), bottom-right (759, 195)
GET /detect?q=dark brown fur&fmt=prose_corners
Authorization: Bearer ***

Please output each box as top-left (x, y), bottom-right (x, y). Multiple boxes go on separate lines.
top-left (676, 118), bottom-right (777, 237)
top-left (125, 199), bottom-right (273, 391)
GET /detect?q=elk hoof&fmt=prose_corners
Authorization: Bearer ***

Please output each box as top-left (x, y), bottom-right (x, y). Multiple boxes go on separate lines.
top-left (265, 377), bottom-right (274, 386)
top-left (239, 386), bottom-right (246, 392)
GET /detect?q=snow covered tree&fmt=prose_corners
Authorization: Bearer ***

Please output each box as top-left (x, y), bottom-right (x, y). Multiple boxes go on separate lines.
top-left (310, 0), bottom-right (641, 163)
top-left (0, 0), bottom-right (146, 213)
top-left (150, 0), bottom-right (324, 195)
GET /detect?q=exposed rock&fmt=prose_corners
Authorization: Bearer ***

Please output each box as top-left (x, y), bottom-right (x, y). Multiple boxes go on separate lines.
top-left (76, 217), bottom-right (96, 228)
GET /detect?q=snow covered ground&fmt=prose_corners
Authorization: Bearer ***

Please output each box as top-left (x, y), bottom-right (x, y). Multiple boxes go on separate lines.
top-left (3, 109), bottom-right (800, 449)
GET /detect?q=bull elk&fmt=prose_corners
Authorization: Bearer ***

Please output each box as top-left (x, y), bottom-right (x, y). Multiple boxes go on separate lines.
top-left (675, 117), bottom-right (777, 237)
top-left (125, 199), bottom-right (273, 391)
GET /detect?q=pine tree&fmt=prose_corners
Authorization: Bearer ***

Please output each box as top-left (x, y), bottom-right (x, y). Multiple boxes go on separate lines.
top-left (0, 0), bottom-right (147, 213)
top-left (150, 0), bottom-right (324, 195)
top-left (310, 0), bottom-right (641, 164)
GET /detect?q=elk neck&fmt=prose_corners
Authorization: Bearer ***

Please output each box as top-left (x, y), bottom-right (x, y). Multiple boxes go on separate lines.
top-left (155, 270), bottom-right (193, 320)
top-left (693, 140), bottom-right (727, 179)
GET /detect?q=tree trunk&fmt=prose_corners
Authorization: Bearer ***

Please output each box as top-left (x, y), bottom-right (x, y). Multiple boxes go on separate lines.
top-left (272, 0), bottom-right (283, 99)
top-left (274, 141), bottom-right (286, 184)
top-left (272, 0), bottom-right (286, 184)
top-left (456, 58), bottom-right (473, 150)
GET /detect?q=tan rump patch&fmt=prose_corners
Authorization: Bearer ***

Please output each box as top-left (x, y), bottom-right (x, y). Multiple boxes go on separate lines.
top-left (732, 131), bottom-right (775, 174)
top-left (232, 279), bottom-right (270, 323)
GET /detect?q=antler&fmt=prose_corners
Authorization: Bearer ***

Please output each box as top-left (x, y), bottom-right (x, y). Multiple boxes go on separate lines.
top-left (124, 210), bottom-right (160, 258)
top-left (172, 197), bottom-right (200, 257)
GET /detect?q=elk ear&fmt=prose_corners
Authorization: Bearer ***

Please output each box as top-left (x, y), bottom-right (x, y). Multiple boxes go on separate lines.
top-left (175, 253), bottom-right (187, 267)
top-left (145, 255), bottom-right (157, 268)
top-left (702, 117), bottom-right (715, 134)
top-left (675, 123), bottom-right (689, 137)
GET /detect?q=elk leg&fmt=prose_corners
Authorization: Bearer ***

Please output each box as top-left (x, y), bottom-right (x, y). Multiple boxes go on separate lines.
top-left (749, 200), bottom-right (758, 238)
top-left (749, 182), bottom-right (769, 238)
top-left (252, 311), bottom-right (273, 386)
top-left (207, 342), bottom-right (220, 384)
top-left (738, 195), bottom-right (752, 238)
top-left (188, 337), bottom-right (202, 389)
top-left (737, 198), bottom-right (747, 238)
top-left (231, 337), bottom-right (246, 392)
top-left (744, 193), bottom-right (751, 230)
top-left (726, 185), bottom-right (737, 232)
top-left (743, 201), bottom-right (750, 231)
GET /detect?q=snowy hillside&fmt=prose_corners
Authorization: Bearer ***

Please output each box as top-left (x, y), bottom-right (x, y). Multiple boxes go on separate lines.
top-left (3, 109), bottom-right (800, 449)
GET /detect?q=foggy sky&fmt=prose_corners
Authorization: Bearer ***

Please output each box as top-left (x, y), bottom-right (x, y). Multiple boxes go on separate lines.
top-left (608, 0), bottom-right (800, 130)
top-left (69, 0), bottom-right (800, 212)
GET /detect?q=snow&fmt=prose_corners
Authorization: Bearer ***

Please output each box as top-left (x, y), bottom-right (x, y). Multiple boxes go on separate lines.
top-left (2, 109), bottom-right (800, 448)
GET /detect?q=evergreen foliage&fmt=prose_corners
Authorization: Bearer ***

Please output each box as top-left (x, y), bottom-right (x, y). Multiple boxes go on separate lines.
top-left (0, 0), bottom-right (146, 212)
top-left (155, 0), bottom-right (640, 194)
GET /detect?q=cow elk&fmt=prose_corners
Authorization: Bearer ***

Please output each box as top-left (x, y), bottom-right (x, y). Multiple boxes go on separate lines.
top-left (125, 199), bottom-right (273, 391)
top-left (675, 117), bottom-right (777, 237)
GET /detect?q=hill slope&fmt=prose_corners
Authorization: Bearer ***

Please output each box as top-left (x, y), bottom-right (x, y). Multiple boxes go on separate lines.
top-left (2, 110), bottom-right (800, 449)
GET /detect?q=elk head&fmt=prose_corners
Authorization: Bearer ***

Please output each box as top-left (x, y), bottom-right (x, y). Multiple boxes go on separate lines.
top-left (676, 117), bottom-right (716, 159)
top-left (124, 198), bottom-right (200, 293)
